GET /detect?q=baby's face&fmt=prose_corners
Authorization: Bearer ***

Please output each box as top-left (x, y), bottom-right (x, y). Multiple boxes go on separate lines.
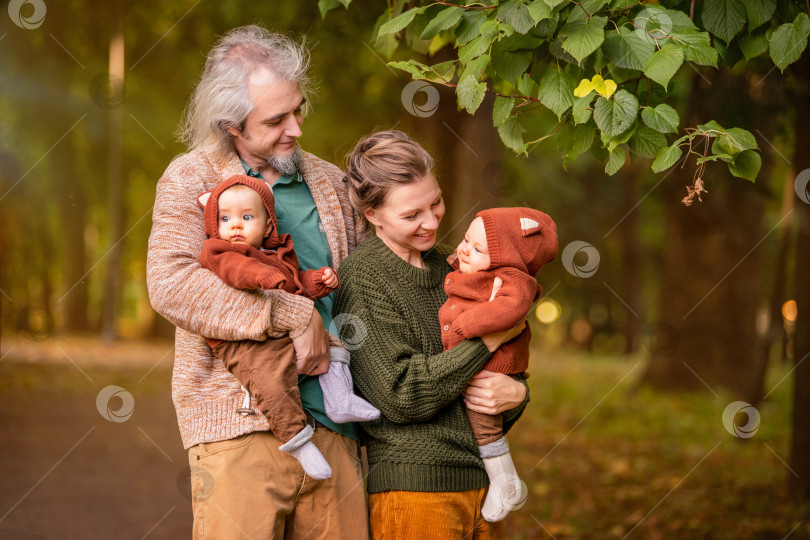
top-left (217, 186), bottom-right (272, 248)
top-left (456, 217), bottom-right (490, 274)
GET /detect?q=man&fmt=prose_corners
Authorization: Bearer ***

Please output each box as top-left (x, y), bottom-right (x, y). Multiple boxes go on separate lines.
top-left (146, 25), bottom-right (368, 539)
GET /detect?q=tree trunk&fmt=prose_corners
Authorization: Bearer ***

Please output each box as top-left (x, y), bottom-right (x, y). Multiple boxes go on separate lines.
top-left (788, 52), bottom-right (810, 501)
top-left (641, 66), bottom-right (782, 399)
top-left (100, 0), bottom-right (125, 342)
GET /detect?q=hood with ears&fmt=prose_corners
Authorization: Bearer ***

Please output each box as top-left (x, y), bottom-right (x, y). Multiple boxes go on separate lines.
top-left (198, 174), bottom-right (283, 249)
top-left (477, 207), bottom-right (558, 275)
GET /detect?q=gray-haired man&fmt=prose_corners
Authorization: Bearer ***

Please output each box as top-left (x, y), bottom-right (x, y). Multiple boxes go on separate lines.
top-left (146, 25), bottom-right (368, 539)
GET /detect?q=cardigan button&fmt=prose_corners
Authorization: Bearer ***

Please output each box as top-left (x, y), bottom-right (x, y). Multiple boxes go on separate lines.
top-left (443, 325), bottom-right (449, 331)
top-left (445, 278), bottom-right (451, 285)
top-left (451, 305), bottom-right (456, 309)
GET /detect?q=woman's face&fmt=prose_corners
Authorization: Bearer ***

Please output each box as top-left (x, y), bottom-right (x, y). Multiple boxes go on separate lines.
top-left (364, 174), bottom-right (445, 263)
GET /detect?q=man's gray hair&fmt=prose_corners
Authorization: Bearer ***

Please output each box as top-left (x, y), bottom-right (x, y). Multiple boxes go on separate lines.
top-left (178, 25), bottom-right (312, 157)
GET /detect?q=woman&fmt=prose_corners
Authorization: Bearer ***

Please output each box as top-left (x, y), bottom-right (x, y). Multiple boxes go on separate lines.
top-left (333, 130), bottom-right (529, 539)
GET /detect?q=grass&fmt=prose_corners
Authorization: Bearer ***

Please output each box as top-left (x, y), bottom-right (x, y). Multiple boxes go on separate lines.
top-left (505, 349), bottom-right (808, 539)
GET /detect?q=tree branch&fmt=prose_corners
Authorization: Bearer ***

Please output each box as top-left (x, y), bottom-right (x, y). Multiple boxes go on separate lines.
top-left (432, 0), bottom-right (496, 10)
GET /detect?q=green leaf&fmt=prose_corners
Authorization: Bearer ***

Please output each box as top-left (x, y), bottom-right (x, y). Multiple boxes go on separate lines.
top-left (421, 6), bottom-right (464, 40)
top-left (460, 54), bottom-right (491, 81)
top-left (318, 0), bottom-right (341, 19)
top-left (602, 26), bottom-right (655, 71)
top-left (652, 144), bottom-right (683, 172)
top-left (728, 150), bottom-right (762, 181)
top-left (630, 126), bottom-right (668, 159)
top-left (605, 147), bottom-right (626, 175)
top-left (492, 50), bottom-right (533, 83)
top-left (603, 121), bottom-right (636, 151)
top-left (769, 13), bottom-right (810, 72)
top-left (457, 75), bottom-right (487, 114)
top-left (456, 11), bottom-right (489, 46)
top-left (696, 153), bottom-right (734, 164)
top-left (545, 0), bottom-right (568, 9)
top-left (388, 60), bottom-right (428, 79)
top-left (712, 127), bottom-right (758, 155)
top-left (744, 0), bottom-right (777, 31)
top-left (572, 92), bottom-right (596, 125)
top-left (644, 43), bottom-right (685, 89)
top-left (641, 103), bottom-right (680, 133)
top-left (549, 37), bottom-right (580, 65)
top-left (497, 0), bottom-right (536, 34)
top-left (517, 73), bottom-right (538, 96)
top-left (567, 0), bottom-right (607, 22)
top-left (537, 68), bottom-right (576, 120)
top-left (558, 124), bottom-right (595, 169)
top-left (425, 60), bottom-right (457, 83)
top-left (676, 31), bottom-right (719, 67)
top-left (593, 89), bottom-right (638, 138)
top-left (378, 7), bottom-right (421, 37)
top-left (702, 0), bottom-right (747, 43)
top-left (739, 30), bottom-right (770, 61)
top-left (528, 0), bottom-right (553, 23)
top-left (498, 116), bottom-right (527, 154)
top-left (697, 120), bottom-right (726, 135)
top-left (493, 96), bottom-right (515, 126)
top-left (459, 35), bottom-right (492, 64)
top-left (560, 16), bottom-right (607, 63)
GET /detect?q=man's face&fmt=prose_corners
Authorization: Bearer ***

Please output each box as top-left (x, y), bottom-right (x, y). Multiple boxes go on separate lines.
top-left (228, 68), bottom-right (304, 173)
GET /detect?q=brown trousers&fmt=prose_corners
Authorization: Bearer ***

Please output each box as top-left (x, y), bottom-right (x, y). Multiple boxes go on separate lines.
top-left (466, 409), bottom-right (504, 447)
top-left (214, 337), bottom-right (306, 443)
top-left (369, 488), bottom-right (504, 539)
top-left (188, 429), bottom-right (369, 539)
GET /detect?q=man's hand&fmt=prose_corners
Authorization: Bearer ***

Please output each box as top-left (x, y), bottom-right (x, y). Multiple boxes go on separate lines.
top-left (291, 308), bottom-right (330, 376)
top-left (321, 268), bottom-right (339, 289)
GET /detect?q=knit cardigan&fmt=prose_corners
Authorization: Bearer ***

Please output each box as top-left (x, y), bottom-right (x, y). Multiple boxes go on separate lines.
top-left (146, 147), bottom-right (363, 449)
top-left (332, 235), bottom-right (529, 493)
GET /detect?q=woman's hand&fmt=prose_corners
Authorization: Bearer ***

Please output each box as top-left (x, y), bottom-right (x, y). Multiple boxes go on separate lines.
top-left (480, 319), bottom-right (527, 352)
top-left (462, 370), bottom-right (527, 415)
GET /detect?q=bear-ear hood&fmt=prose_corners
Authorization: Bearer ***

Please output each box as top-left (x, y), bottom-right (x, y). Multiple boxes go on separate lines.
top-left (198, 174), bottom-right (282, 249)
top-left (476, 207), bottom-right (558, 275)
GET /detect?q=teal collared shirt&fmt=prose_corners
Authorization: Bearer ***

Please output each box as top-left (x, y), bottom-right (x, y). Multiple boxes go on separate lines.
top-left (242, 161), bottom-right (357, 440)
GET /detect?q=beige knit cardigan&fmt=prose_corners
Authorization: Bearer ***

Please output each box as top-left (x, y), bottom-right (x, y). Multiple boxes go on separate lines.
top-left (146, 148), bottom-right (363, 449)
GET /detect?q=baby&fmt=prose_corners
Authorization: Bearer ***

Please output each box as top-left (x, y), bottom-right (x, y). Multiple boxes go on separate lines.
top-left (197, 174), bottom-right (379, 480)
top-left (438, 207), bottom-right (558, 522)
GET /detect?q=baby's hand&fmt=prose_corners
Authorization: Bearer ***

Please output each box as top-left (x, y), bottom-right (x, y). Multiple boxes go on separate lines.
top-left (489, 276), bottom-right (503, 301)
top-left (321, 268), bottom-right (339, 288)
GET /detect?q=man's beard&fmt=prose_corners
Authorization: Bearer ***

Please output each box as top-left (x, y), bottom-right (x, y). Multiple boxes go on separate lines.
top-left (267, 146), bottom-right (304, 176)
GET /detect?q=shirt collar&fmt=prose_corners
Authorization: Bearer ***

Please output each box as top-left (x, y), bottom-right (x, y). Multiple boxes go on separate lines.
top-left (240, 158), bottom-right (302, 184)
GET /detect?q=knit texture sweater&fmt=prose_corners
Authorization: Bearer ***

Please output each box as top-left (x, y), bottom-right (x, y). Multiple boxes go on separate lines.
top-left (146, 147), bottom-right (364, 449)
top-left (332, 235), bottom-right (529, 493)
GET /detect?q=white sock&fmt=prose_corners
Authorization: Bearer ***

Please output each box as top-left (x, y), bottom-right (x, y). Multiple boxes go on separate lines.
top-left (278, 425), bottom-right (332, 480)
top-left (480, 442), bottom-right (527, 522)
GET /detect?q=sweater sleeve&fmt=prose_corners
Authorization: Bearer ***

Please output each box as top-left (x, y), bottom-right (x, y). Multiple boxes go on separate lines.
top-left (146, 162), bottom-right (314, 341)
top-left (298, 267), bottom-right (339, 300)
top-left (451, 269), bottom-right (538, 339)
top-left (502, 377), bottom-right (530, 435)
top-left (334, 273), bottom-right (492, 424)
top-left (200, 240), bottom-right (290, 291)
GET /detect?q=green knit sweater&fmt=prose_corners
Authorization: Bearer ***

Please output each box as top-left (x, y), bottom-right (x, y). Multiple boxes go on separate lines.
top-left (333, 234), bottom-right (528, 494)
